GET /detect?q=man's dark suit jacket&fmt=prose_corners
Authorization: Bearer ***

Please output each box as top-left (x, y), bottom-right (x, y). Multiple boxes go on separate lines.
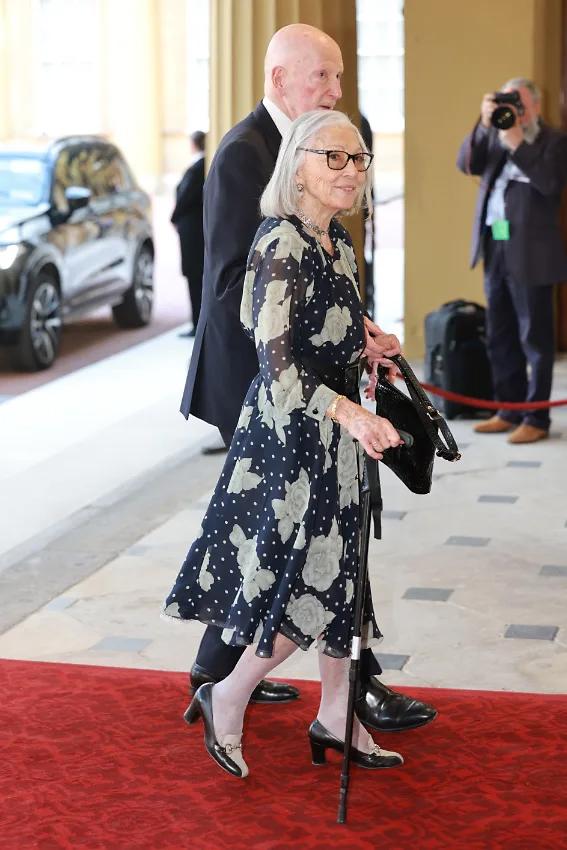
top-left (180, 102), bottom-right (281, 433)
top-left (457, 121), bottom-right (567, 287)
top-left (171, 156), bottom-right (205, 284)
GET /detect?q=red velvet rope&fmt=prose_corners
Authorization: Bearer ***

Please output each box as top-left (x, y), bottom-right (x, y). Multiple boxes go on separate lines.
top-left (418, 381), bottom-right (567, 410)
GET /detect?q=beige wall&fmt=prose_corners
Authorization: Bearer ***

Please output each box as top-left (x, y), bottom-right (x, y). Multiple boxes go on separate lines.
top-left (0, 0), bottom-right (37, 139)
top-left (404, 0), bottom-right (564, 357)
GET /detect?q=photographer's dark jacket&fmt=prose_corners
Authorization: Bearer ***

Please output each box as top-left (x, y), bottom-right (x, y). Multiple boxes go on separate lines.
top-left (457, 120), bottom-right (567, 286)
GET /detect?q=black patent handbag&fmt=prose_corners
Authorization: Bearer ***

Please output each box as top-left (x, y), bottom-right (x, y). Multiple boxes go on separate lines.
top-left (375, 354), bottom-right (461, 494)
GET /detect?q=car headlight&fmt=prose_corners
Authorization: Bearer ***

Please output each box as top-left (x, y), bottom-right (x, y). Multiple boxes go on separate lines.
top-left (0, 244), bottom-right (22, 270)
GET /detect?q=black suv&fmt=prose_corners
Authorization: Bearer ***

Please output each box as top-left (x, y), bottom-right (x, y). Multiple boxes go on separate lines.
top-left (0, 136), bottom-right (154, 370)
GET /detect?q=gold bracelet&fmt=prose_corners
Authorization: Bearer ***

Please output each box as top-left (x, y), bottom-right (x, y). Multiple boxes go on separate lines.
top-left (328, 394), bottom-right (346, 423)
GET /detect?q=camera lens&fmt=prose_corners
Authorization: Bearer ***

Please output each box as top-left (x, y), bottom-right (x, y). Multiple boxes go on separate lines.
top-left (491, 106), bottom-right (516, 130)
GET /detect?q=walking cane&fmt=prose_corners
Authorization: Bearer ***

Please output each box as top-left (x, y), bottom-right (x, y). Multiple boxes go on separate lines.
top-left (337, 431), bottom-right (413, 825)
top-left (337, 455), bottom-right (372, 824)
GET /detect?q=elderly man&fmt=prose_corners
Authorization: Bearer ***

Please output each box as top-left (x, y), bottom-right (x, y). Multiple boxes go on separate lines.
top-left (181, 23), bottom-right (436, 732)
top-left (457, 78), bottom-right (567, 443)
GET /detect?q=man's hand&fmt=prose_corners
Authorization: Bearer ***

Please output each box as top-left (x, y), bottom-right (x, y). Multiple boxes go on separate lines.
top-left (480, 93), bottom-right (497, 128)
top-left (499, 122), bottom-right (524, 152)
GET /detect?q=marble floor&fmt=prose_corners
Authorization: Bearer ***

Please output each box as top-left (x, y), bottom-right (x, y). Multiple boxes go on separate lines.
top-left (1, 328), bottom-right (566, 696)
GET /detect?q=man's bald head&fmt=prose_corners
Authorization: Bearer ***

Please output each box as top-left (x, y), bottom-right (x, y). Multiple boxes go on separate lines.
top-left (264, 24), bottom-right (343, 120)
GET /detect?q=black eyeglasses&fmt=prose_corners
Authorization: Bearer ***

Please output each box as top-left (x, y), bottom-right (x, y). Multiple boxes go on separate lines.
top-left (297, 148), bottom-right (374, 172)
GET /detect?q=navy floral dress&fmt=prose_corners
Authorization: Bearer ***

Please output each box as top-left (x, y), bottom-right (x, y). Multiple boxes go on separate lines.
top-left (163, 216), bottom-right (381, 658)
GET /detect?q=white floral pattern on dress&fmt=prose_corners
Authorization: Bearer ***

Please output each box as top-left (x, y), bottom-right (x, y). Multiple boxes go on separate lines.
top-left (286, 593), bottom-right (336, 638)
top-left (319, 416), bottom-right (334, 473)
top-left (293, 524), bottom-right (306, 550)
top-left (310, 304), bottom-right (352, 347)
top-left (237, 405), bottom-right (253, 431)
top-left (254, 221), bottom-right (306, 263)
top-left (301, 518), bottom-right (343, 592)
top-left (257, 382), bottom-right (291, 445)
top-left (240, 268), bottom-right (255, 332)
top-left (337, 429), bottom-right (359, 510)
top-left (197, 550), bottom-right (214, 591)
top-left (257, 365), bottom-right (307, 445)
top-left (227, 457), bottom-right (263, 494)
top-left (256, 280), bottom-right (291, 344)
top-left (241, 222), bottom-right (307, 332)
top-left (229, 524), bottom-right (276, 603)
top-left (334, 238), bottom-right (359, 295)
top-left (271, 364), bottom-right (306, 414)
top-left (272, 468), bottom-right (310, 543)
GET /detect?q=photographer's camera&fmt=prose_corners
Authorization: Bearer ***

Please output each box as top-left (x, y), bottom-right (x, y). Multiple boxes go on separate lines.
top-left (490, 91), bottom-right (524, 130)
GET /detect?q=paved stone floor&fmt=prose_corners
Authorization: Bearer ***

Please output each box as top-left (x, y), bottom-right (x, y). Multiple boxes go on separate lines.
top-left (1, 324), bottom-right (565, 696)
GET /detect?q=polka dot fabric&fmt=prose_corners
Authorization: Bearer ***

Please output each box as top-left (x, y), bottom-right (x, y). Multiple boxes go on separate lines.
top-left (163, 216), bottom-right (381, 658)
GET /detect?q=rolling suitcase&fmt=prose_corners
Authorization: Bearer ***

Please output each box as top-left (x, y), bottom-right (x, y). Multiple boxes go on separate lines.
top-left (424, 299), bottom-right (493, 420)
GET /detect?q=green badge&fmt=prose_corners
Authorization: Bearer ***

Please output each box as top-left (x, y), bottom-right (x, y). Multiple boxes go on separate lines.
top-left (491, 219), bottom-right (510, 240)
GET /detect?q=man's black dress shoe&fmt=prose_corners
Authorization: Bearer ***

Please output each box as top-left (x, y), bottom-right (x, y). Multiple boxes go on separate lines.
top-left (178, 328), bottom-right (196, 338)
top-left (201, 444), bottom-right (228, 456)
top-left (184, 682), bottom-right (248, 778)
top-left (356, 677), bottom-right (437, 732)
top-left (308, 719), bottom-right (403, 769)
top-left (190, 663), bottom-right (300, 704)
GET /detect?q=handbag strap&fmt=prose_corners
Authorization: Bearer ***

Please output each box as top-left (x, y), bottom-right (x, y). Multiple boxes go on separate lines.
top-left (387, 355), bottom-right (461, 462)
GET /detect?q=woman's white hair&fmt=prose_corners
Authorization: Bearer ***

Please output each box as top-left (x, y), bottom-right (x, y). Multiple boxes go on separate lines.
top-left (260, 110), bottom-right (373, 219)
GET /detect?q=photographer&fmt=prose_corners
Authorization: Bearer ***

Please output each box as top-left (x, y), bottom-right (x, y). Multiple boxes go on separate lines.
top-left (457, 77), bottom-right (567, 443)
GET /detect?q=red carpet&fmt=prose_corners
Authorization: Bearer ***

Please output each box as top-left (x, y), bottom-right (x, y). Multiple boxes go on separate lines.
top-left (1, 660), bottom-right (566, 850)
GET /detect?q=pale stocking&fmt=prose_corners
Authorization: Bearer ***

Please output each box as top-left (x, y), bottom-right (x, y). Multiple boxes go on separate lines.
top-left (317, 650), bottom-right (377, 754)
top-left (211, 632), bottom-right (298, 742)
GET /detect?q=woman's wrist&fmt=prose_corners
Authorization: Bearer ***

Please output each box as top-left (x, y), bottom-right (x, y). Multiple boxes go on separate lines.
top-left (327, 394), bottom-right (346, 423)
top-left (327, 395), bottom-right (357, 427)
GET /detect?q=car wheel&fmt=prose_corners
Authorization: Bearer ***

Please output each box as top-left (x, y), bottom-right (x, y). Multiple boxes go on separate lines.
top-left (11, 273), bottom-right (62, 371)
top-left (112, 245), bottom-right (154, 328)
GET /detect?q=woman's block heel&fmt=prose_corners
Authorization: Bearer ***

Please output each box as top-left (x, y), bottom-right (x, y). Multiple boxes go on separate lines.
top-left (308, 718), bottom-right (403, 770)
top-left (310, 738), bottom-right (327, 765)
top-left (183, 697), bottom-right (201, 725)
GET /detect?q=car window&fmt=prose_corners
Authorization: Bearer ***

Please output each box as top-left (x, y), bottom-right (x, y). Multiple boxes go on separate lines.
top-left (51, 146), bottom-right (89, 213)
top-left (85, 145), bottom-right (134, 196)
top-left (51, 143), bottom-right (135, 213)
top-left (0, 156), bottom-right (48, 206)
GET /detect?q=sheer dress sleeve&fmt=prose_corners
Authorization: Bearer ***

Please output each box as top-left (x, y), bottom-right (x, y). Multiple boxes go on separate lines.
top-left (240, 224), bottom-right (338, 423)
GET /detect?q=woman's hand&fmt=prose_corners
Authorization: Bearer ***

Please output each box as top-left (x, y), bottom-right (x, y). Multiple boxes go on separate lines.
top-left (363, 358), bottom-right (399, 400)
top-left (330, 397), bottom-right (403, 461)
top-left (364, 360), bottom-right (379, 399)
top-left (363, 316), bottom-right (402, 362)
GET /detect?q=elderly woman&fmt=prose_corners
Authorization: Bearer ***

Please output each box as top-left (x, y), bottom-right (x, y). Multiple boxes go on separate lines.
top-left (163, 109), bottom-right (405, 779)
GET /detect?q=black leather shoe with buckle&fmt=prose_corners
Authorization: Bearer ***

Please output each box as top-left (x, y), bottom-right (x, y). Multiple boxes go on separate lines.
top-left (189, 663), bottom-right (300, 704)
top-left (356, 677), bottom-right (437, 732)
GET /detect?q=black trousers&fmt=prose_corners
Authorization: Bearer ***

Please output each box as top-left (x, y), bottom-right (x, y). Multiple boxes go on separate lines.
top-left (185, 270), bottom-right (202, 328)
top-left (484, 237), bottom-right (555, 430)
